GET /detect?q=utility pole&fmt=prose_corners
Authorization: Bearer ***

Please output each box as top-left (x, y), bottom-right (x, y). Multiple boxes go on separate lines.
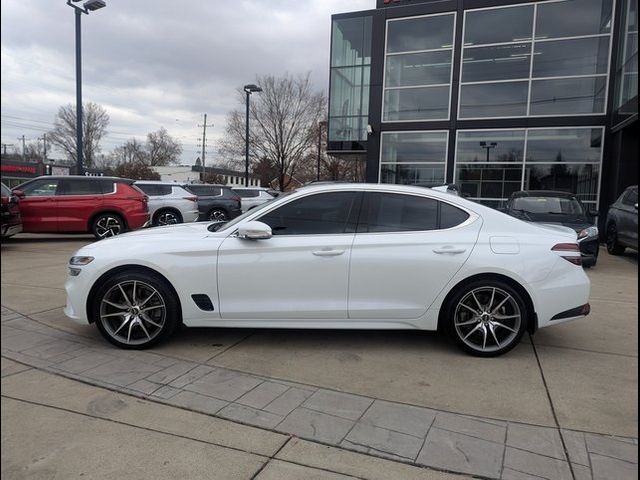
top-left (19, 135), bottom-right (26, 159)
top-left (197, 113), bottom-right (214, 182)
top-left (39, 134), bottom-right (48, 161)
top-left (1, 143), bottom-right (14, 155)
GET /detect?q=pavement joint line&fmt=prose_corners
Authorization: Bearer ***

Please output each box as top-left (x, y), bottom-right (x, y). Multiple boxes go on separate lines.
top-left (0, 282), bottom-right (66, 291)
top-left (503, 466), bottom-right (550, 480)
top-left (249, 436), bottom-right (293, 480)
top-left (342, 437), bottom-right (416, 462)
top-left (203, 331), bottom-right (256, 363)
top-left (586, 451), bottom-right (638, 465)
top-left (0, 366), bottom-right (33, 379)
top-left (338, 395), bottom-right (377, 446)
top-left (530, 341), bottom-right (638, 359)
top-left (529, 333), bottom-right (576, 480)
top-left (4, 313), bottom-right (637, 441)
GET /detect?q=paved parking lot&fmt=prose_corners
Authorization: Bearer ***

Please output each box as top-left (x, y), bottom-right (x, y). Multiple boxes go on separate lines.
top-left (1, 234), bottom-right (638, 479)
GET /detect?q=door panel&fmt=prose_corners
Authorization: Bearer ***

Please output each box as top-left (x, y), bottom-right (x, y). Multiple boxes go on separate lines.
top-left (217, 234), bottom-right (354, 319)
top-left (17, 179), bottom-right (60, 232)
top-left (57, 178), bottom-right (104, 232)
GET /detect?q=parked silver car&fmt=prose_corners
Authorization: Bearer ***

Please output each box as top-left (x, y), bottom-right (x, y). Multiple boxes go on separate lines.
top-left (134, 181), bottom-right (199, 226)
top-left (606, 185), bottom-right (638, 255)
top-left (232, 186), bottom-right (275, 213)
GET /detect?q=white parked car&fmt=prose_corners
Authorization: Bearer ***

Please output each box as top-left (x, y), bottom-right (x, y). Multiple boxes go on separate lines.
top-left (134, 181), bottom-right (199, 227)
top-left (64, 183), bottom-right (590, 356)
top-left (232, 186), bottom-right (275, 213)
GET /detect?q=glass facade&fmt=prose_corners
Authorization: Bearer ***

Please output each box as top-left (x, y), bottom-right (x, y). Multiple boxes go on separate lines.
top-left (615, 0), bottom-right (638, 111)
top-left (328, 15), bottom-right (372, 149)
top-left (383, 13), bottom-right (456, 121)
top-left (455, 127), bottom-right (604, 206)
top-left (380, 131), bottom-right (448, 186)
top-left (459, 0), bottom-right (614, 119)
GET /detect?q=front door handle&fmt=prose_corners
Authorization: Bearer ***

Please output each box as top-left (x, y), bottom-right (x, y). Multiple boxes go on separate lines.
top-left (433, 247), bottom-right (467, 254)
top-left (312, 249), bottom-right (345, 257)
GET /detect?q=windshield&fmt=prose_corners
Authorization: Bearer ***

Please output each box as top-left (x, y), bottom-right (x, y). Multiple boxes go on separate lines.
top-left (207, 197), bottom-right (281, 232)
top-left (512, 196), bottom-right (584, 216)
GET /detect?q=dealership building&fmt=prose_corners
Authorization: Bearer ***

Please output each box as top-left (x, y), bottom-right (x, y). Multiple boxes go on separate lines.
top-left (328, 0), bottom-right (637, 214)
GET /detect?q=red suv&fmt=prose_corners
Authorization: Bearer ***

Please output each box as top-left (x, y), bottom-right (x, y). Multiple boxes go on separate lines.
top-left (1, 182), bottom-right (22, 238)
top-left (13, 176), bottom-right (149, 239)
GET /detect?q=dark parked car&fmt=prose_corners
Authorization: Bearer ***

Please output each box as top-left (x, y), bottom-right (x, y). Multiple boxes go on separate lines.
top-left (13, 176), bottom-right (149, 239)
top-left (605, 185), bottom-right (638, 255)
top-left (1, 182), bottom-right (22, 238)
top-left (181, 184), bottom-right (242, 221)
top-left (504, 190), bottom-right (600, 267)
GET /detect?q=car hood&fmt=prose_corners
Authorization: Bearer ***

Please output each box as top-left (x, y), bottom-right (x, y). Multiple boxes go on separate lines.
top-left (81, 222), bottom-right (214, 251)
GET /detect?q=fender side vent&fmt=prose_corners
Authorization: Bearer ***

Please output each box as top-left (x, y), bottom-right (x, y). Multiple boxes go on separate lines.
top-left (191, 294), bottom-right (214, 311)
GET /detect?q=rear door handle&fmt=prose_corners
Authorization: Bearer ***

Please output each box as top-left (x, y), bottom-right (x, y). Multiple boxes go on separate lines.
top-left (312, 249), bottom-right (345, 257)
top-left (433, 247), bottom-right (467, 254)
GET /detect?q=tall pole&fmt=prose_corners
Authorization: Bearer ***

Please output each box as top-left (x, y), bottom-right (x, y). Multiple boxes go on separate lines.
top-left (245, 91), bottom-right (250, 187)
top-left (20, 135), bottom-right (26, 159)
top-left (198, 113), bottom-right (214, 182)
top-left (316, 123), bottom-right (323, 181)
top-left (75, 8), bottom-right (84, 176)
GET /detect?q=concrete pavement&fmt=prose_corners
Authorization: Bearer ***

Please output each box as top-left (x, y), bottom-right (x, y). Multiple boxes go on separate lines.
top-left (1, 234), bottom-right (638, 479)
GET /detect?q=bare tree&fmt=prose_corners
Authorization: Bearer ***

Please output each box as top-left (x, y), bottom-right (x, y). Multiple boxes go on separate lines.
top-left (113, 161), bottom-right (160, 180)
top-left (47, 102), bottom-right (109, 167)
top-left (219, 73), bottom-right (325, 191)
top-left (111, 138), bottom-right (147, 165)
top-left (146, 127), bottom-right (182, 166)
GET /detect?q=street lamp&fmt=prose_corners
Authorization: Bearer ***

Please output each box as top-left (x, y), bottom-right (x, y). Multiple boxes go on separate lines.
top-left (317, 120), bottom-right (327, 181)
top-left (243, 84), bottom-right (262, 187)
top-left (66, 0), bottom-right (107, 176)
top-left (479, 141), bottom-right (497, 162)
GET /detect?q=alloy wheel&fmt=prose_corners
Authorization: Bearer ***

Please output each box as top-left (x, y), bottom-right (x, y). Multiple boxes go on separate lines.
top-left (209, 209), bottom-right (228, 222)
top-left (95, 216), bottom-right (123, 238)
top-left (454, 287), bottom-right (521, 354)
top-left (156, 211), bottom-right (180, 226)
top-left (99, 280), bottom-right (166, 346)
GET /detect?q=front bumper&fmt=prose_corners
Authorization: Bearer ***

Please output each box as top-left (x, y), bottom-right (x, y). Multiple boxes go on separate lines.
top-left (578, 237), bottom-right (599, 266)
top-left (64, 270), bottom-right (92, 325)
top-left (1, 223), bottom-right (22, 237)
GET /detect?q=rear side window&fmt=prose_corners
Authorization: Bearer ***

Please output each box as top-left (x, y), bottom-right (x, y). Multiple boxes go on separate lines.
top-left (186, 185), bottom-right (222, 196)
top-left (258, 192), bottom-right (360, 235)
top-left (235, 189), bottom-right (259, 198)
top-left (359, 193), bottom-right (470, 232)
top-left (137, 184), bottom-right (172, 196)
top-left (440, 202), bottom-right (470, 229)
top-left (59, 178), bottom-right (104, 195)
top-left (20, 179), bottom-right (60, 197)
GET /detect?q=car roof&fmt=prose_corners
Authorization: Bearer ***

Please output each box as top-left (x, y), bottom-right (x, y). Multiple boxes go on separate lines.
top-left (181, 183), bottom-right (228, 188)
top-left (24, 175), bottom-right (134, 183)
top-left (232, 186), bottom-right (269, 190)
top-left (134, 180), bottom-right (186, 186)
top-left (511, 190), bottom-right (578, 199)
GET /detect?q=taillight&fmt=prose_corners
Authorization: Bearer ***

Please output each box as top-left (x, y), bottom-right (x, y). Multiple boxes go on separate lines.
top-left (552, 243), bottom-right (582, 265)
top-left (183, 196), bottom-right (198, 203)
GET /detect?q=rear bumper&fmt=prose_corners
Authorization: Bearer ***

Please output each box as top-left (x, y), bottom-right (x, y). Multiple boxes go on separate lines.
top-left (128, 212), bottom-right (150, 230)
top-left (184, 210), bottom-right (200, 223)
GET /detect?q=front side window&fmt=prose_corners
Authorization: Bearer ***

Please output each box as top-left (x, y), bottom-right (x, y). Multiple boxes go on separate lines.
top-left (258, 192), bottom-right (360, 235)
top-left (20, 179), bottom-right (59, 197)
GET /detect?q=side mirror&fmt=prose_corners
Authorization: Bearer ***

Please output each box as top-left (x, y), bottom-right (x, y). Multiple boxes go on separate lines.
top-left (237, 221), bottom-right (272, 240)
top-left (12, 189), bottom-right (25, 199)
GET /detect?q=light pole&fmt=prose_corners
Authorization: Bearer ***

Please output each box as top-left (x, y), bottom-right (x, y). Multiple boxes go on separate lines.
top-left (244, 84), bottom-right (262, 187)
top-left (66, 0), bottom-right (107, 176)
top-left (479, 141), bottom-right (497, 162)
top-left (317, 121), bottom-right (327, 181)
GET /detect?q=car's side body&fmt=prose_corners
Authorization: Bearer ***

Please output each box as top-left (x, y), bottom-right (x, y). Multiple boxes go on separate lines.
top-left (181, 184), bottom-right (242, 221)
top-left (606, 185), bottom-right (638, 252)
top-left (65, 184), bottom-right (589, 339)
top-left (1, 182), bottom-right (22, 238)
top-left (14, 176), bottom-right (149, 234)
top-left (134, 181), bottom-right (199, 226)
top-left (232, 187), bottom-right (275, 213)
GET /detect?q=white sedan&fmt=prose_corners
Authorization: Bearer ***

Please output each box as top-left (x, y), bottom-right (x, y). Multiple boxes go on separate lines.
top-left (64, 183), bottom-right (591, 356)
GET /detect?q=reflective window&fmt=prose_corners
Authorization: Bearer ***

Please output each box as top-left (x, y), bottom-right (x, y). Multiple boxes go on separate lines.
top-left (524, 164), bottom-right (600, 202)
top-left (526, 128), bottom-right (603, 163)
top-left (463, 5), bottom-right (534, 45)
top-left (459, 0), bottom-right (613, 118)
top-left (380, 131), bottom-right (447, 187)
top-left (535, 0), bottom-right (613, 39)
top-left (456, 130), bottom-right (525, 163)
top-left (459, 82), bottom-right (529, 118)
top-left (360, 193), bottom-right (439, 232)
top-left (383, 13), bottom-right (455, 122)
top-left (456, 165), bottom-right (523, 200)
top-left (21, 179), bottom-right (59, 197)
top-left (440, 203), bottom-right (471, 229)
top-left (615, 0), bottom-right (639, 111)
top-left (258, 192), bottom-right (359, 235)
top-left (329, 16), bottom-right (372, 145)
top-left (529, 77), bottom-right (607, 115)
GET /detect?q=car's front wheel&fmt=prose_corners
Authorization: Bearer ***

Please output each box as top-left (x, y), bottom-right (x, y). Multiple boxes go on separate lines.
top-left (606, 223), bottom-right (625, 255)
top-left (92, 270), bottom-right (180, 349)
top-left (153, 209), bottom-right (182, 226)
top-left (92, 213), bottom-right (126, 239)
top-left (444, 280), bottom-right (528, 357)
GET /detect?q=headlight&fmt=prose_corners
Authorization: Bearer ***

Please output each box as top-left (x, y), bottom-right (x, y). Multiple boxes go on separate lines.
top-left (69, 256), bottom-right (95, 266)
top-left (577, 226), bottom-right (598, 240)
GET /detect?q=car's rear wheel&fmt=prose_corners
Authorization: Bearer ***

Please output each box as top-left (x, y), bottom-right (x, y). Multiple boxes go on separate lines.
top-left (92, 270), bottom-right (179, 349)
top-left (153, 209), bottom-right (182, 226)
top-left (444, 280), bottom-right (528, 357)
top-left (92, 214), bottom-right (126, 239)
top-left (208, 208), bottom-right (228, 222)
top-left (606, 223), bottom-right (625, 255)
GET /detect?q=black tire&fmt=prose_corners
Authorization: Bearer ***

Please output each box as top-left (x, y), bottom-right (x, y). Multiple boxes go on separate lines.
top-left (92, 270), bottom-right (180, 349)
top-left (92, 213), bottom-right (126, 239)
top-left (606, 223), bottom-right (625, 255)
top-left (208, 208), bottom-right (228, 222)
top-left (443, 279), bottom-right (528, 357)
top-left (153, 209), bottom-right (183, 227)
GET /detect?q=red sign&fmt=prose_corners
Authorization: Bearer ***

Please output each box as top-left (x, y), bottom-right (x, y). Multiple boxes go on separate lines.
top-left (1, 164), bottom-right (38, 174)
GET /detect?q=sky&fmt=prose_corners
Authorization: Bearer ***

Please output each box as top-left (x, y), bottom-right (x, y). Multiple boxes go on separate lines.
top-left (1, 0), bottom-right (373, 164)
